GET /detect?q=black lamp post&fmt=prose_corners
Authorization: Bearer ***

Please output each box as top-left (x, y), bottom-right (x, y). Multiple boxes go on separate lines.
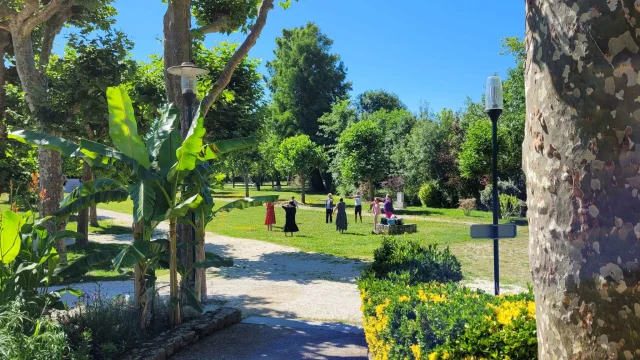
top-left (485, 75), bottom-right (504, 296)
top-left (167, 62), bottom-right (209, 287)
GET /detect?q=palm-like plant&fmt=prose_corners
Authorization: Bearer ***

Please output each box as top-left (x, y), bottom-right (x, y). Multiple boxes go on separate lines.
top-left (9, 86), bottom-right (276, 327)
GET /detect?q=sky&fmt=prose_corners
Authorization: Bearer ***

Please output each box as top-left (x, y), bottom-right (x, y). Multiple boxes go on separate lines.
top-left (63, 0), bottom-right (525, 113)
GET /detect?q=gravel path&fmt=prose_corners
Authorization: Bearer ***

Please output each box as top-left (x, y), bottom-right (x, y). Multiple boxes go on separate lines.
top-left (66, 209), bottom-right (367, 324)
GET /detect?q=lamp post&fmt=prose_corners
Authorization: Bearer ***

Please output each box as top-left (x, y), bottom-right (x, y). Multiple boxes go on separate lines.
top-left (485, 76), bottom-right (503, 296)
top-left (167, 62), bottom-right (209, 292)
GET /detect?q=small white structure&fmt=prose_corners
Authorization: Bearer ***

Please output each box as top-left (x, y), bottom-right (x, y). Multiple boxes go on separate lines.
top-left (394, 192), bottom-right (406, 209)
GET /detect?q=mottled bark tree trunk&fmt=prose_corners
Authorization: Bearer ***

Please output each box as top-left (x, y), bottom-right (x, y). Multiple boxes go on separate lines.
top-left (85, 126), bottom-right (98, 227)
top-left (75, 161), bottom-right (92, 248)
top-left (525, 1), bottom-right (640, 358)
top-left (244, 168), bottom-right (250, 197)
top-left (0, 31), bottom-right (8, 143)
top-left (300, 174), bottom-right (306, 204)
top-left (168, 217), bottom-right (181, 326)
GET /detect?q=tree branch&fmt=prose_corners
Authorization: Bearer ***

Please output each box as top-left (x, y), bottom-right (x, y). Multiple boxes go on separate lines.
top-left (194, 16), bottom-right (234, 35)
top-left (22, 0), bottom-right (73, 35)
top-left (39, 7), bottom-right (73, 72)
top-left (0, 5), bottom-right (18, 19)
top-left (0, 22), bottom-right (9, 32)
top-left (200, 0), bottom-right (275, 117)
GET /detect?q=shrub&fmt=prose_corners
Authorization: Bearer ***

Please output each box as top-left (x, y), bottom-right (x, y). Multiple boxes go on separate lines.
top-left (418, 181), bottom-right (451, 208)
top-left (381, 176), bottom-right (405, 194)
top-left (458, 198), bottom-right (476, 216)
top-left (358, 240), bottom-right (537, 360)
top-left (365, 238), bottom-right (462, 285)
top-left (0, 300), bottom-right (88, 360)
top-left (499, 194), bottom-right (523, 219)
top-left (358, 279), bottom-right (537, 360)
top-left (479, 179), bottom-right (520, 211)
top-left (60, 291), bottom-right (142, 360)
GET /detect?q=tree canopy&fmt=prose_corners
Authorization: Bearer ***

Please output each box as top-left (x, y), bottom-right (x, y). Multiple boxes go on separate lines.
top-left (356, 90), bottom-right (406, 114)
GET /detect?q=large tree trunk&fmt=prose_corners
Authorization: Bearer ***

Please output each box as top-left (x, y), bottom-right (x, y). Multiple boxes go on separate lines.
top-left (525, 2), bottom-right (640, 358)
top-left (0, 31), bottom-right (7, 143)
top-left (85, 126), bottom-right (99, 227)
top-left (89, 205), bottom-right (98, 227)
top-left (194, 219), bottom-right (206, 303)
top-left (75, 162), bottom-right (92, 248)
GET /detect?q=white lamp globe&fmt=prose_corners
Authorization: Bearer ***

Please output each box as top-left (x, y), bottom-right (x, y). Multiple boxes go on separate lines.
top-left (485, 76), bottom-right (504, 111)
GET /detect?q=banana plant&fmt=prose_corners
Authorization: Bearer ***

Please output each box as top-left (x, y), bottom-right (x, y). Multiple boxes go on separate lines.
top-left (9, 86), bottom-right (274, 327)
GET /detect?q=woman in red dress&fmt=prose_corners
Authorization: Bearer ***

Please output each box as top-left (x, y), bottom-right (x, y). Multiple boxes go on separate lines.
top-left (264, 202), bottom-right (276, 231)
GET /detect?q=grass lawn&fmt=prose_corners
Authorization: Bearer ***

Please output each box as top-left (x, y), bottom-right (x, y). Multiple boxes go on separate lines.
top-left (207, 204), bottom-right (531, 286)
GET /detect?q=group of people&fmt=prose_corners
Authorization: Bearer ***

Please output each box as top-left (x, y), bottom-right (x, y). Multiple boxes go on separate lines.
top-left (263, 192), bottom-right (396, 236)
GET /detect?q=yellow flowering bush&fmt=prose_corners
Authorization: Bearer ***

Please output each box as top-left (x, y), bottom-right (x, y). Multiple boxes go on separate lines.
top-left (358, 239), bottom-right (537, 360)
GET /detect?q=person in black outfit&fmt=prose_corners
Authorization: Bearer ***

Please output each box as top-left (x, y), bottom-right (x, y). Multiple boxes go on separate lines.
top-left (324, 193), bottom-right (334, 223)
top-left (282, 201), bottom-right (299, 236)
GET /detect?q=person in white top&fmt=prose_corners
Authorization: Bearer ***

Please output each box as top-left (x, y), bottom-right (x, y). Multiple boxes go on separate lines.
top-left (346, 192), bottom-right (363, 223)
top-left (324, 193), bottom-right (334, 223)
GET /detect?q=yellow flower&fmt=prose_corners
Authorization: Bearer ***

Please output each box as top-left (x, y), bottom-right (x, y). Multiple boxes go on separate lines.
top-left (442, 351), bottom-right (450, 359)
top-left (527, 301), bottom-right (536, 318)
top-left (418, 289), bottom-right (429, 302)
top-left (428, 352), bottom-right (438, 360)
top-left (410, 344), bottom-right (421, 360)
top-left (399, 295), bottom-right (411, 302)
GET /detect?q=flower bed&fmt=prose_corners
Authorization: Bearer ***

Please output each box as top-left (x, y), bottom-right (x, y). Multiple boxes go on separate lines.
top-left (358, 238), bottom-right (537, 360)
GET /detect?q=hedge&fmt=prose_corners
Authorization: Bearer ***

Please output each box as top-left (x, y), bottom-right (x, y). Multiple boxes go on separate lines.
top-left (358, 238), bottom-right (537, 360)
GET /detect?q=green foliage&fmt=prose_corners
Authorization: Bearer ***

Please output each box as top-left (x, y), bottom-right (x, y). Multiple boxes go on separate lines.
top-left (276, 135), bottom-right (327, 178)
top-left (0, 300), bottom-right (85, 360)
top-left (418, 181), bottom-right (452, 208)
top-left (106, 87), bottom-right (151, 169)
top-left (479, 180), bottom-right (520, 211)
top-left (267, 22), bottom-right (352, 142)
top-left (317, 98), bottom-right (357, 146)
top-left (358, 240), bottom-right (536, 360)
top-left (195, 42), bottom-right (264, 142)
top-left (364, 238), bottom-right (462, 285)
top-left (192, 0), bottom-right (260, 35)
top-left (499, 194), bottom-right (523, 220)
top-left (336, 120), bottom-right (387, 190)
top-left (60, 291), bottom-right (141, 360)
top-left (356, 89), bottom-right (406, 114)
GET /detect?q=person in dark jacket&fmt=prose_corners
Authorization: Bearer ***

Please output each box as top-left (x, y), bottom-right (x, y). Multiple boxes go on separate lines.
top-left (282, 201), bottom-right (299, 236)
top-left (334, 198), bottom-right (348, 233)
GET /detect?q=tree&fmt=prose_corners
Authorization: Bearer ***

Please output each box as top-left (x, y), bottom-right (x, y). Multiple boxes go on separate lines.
top-left (336, 120), bottom-right (387, 200)
top-left (276, 135), bottom-right (327, 203)
top-left (524, 1), bottom-right (640, 357)
top-left (267, 22), bottom-right (352, 144)
top-left (1, 0), bottom-right (117, 262)
top-left (162, 0), bottom-right (290, 300)
top-left (317, 98), bottom-right (357, 147)
top-left (356, 89), bottom-right (406, 114)
top-left (47, 29), bottom-right (137, 247)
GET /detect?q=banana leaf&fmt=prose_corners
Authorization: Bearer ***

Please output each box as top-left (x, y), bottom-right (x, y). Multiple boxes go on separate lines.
top-left (184, 287), bottom-right (203, 313)
top-left (197, 136), bottom-right (257, 161)
top-left (53, 250), bottom-right (121, 278)
top-left (165, 194), bottom-right (203, 219)
top-left (107, 86), bottom-right (151, 169)
top-left (56, 189), bottom-right (129, 217)
top-left (1, 211), bottom-right (22, 263)
top-left (8, 129), bottom-right (80, 157)
top-left (130, 182), bottom-right (156, 223)
top-left (146, 104), bottom-right (181, 159)
top-left (57, 178), bottom-right (128, 217)
top-left (157, 130), bottom-right (182, 177)
top-left (212, 196), bottom-right (280, 216)
top-left (79, 139), bottom-right (140, 169)
top-left (167, 107), bottom-right (206, 182)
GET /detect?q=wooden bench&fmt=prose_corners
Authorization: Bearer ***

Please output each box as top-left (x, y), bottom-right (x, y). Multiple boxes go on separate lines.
top-left (375, 223), bottom-right (418, 235)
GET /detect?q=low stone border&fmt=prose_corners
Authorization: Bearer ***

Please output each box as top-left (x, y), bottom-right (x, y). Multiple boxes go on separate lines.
top-left (124, 307), bottom-right (242, 360)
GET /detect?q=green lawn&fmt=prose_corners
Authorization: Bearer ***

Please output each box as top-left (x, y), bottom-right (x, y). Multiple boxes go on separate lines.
top-left (207, 204), bottom-right (531, 286)
top-left (2, 192), bottom-right (531, 286)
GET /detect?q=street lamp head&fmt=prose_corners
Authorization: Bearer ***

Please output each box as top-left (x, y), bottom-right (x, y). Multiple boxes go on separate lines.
top-left (485, 76), bottom-right (504, 112)
top-left (167, 62), bottom-right (209, 96)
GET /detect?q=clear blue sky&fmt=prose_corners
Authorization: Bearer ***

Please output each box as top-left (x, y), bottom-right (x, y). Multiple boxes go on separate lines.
top-left (72, 0), bottom-right (525, 113)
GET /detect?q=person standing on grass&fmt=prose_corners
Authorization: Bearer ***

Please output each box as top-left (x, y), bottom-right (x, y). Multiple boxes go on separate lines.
top-left (346, 192), bottom-right (363, 223)
top-left (324, 193), bottom-right (334, 223)
top-left (290, 196), bottom-right (299, 208)
top-left (383, 194), bottom-right (394, 219)
top-left (264, 201), bottom-right (276, 231)
top-left (334, 197), bottom-right (348, 234)
top-left (282, 201), bottom-right (299, 237)
top-left (371, 198), bottom-right (382, 233)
